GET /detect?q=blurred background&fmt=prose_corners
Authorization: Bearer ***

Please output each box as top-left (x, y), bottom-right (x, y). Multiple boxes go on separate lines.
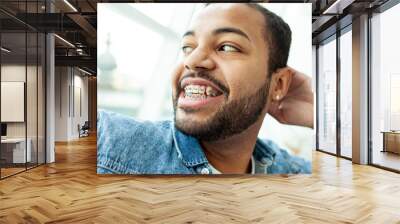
top-left (97, 3), bottom-right (312, 161)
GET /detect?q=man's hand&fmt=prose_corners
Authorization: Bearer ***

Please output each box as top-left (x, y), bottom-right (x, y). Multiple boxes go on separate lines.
top-left (268, 68), bottom-right (314, 129)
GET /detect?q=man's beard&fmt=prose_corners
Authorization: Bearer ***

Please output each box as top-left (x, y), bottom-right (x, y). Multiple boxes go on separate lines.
top-left (173, 79), bottom-right (270, 142)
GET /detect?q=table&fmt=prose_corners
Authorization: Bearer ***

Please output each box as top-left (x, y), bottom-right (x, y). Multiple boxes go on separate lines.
top-left (1, 138), bottom-right (31, 163)
top-left (381, 131), bottom-right (400, 154)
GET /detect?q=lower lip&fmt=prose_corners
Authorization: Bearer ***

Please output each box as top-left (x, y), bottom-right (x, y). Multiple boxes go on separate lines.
top-left (177, 91), bottom-right (224, 110)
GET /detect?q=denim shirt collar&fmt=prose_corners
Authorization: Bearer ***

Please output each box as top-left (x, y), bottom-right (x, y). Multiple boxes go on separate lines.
top-left (172, 123), bottom-right (277, 168)
top-left (172, 124), bottom-right (209, 167)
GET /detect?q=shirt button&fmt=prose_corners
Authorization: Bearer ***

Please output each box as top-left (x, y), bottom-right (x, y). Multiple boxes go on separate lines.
top-left (200, 167), bottom-right (210, 175)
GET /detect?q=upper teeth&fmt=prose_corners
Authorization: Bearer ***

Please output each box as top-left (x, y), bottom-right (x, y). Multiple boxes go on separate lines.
top-left (184, 85), bottom-right (219, 97)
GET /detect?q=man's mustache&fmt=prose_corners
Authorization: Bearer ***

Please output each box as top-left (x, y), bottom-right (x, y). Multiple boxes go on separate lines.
top-left (177, 71), bottom-right (230, 95)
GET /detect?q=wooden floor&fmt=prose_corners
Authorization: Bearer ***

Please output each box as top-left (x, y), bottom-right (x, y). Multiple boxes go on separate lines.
top-left (1, 135), bottom-right (400, 223)
top-left (1, 163), bottom-right (44, 178)
top-left (0, 167), bottom-right (26, 178)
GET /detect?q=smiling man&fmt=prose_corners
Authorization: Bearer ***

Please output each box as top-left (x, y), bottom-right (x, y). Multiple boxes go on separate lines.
top-left (97, 3), bottom-right (313, 174)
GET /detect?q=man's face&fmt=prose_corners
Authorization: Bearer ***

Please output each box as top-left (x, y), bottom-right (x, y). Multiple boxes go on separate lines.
top-left (172, 4), bottom-right (271, 141)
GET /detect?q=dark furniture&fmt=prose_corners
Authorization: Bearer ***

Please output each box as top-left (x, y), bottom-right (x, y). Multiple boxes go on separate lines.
top-left (1, 123), bottom-right (7, 137)
top-left (78, 121), bottom-right (90, 138)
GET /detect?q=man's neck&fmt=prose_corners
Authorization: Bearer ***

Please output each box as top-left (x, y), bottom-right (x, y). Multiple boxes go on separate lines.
top-left (200, 119), bottom-right (263, 174)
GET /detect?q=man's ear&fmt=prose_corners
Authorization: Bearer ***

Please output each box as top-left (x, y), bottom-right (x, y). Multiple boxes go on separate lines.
top-left (269, 67), bottom-right (293, 102)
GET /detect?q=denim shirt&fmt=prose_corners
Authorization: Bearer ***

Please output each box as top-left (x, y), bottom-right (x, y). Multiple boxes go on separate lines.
top-left (97, 110), bottom-right (311, 175)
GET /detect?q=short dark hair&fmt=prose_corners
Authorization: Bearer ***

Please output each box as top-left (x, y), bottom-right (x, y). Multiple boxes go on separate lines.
top-left (206, 3), bottom-right (292, 76)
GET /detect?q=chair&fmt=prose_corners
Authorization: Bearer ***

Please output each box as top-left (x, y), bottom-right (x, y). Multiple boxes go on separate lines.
top-left (78, 121), bottom-right (90, 138)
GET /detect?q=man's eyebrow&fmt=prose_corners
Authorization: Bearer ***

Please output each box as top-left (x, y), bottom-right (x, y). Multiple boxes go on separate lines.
top-left (182, 27), bottom-right (250, 41)
top-left (182, 30), bottom-right (194, 38)
top-left (213, 27), bottom-right (250, 41)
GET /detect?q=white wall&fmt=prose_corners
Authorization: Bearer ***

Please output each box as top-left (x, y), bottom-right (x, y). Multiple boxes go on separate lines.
top-left (55, 67), bottom-right (89, 141)
top-left (1, 65), bottom-right (36, 138)
top-left (55, 67), bottom-right (69, 141)
top-left (1, 65), bottom-right (26, 132)
top-left (1, 63), bottom-right (46, 164)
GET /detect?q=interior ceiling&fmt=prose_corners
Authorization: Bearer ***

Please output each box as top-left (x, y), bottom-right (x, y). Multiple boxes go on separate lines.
top-left (0, 0), bottom-right (392, 74)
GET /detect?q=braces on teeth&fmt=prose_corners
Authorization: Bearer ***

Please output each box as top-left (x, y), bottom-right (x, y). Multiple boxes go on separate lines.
top-left (184, 85), bottom-right (219, 98)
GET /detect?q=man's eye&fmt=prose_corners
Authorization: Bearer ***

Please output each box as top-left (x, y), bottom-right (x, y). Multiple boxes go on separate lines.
top-left (182, 46), bottom-right (194, 54)
top-left (218, 44), bottom-right (239, 52)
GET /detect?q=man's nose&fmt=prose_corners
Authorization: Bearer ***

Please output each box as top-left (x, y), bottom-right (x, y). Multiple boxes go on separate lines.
top-left (183, 47), bottom-right (216, 71)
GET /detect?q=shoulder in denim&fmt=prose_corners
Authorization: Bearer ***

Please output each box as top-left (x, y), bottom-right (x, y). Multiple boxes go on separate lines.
top-left (255, 139), bottom-right (311, 174)
top-left (97, 110), bottom-right (192, 174)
